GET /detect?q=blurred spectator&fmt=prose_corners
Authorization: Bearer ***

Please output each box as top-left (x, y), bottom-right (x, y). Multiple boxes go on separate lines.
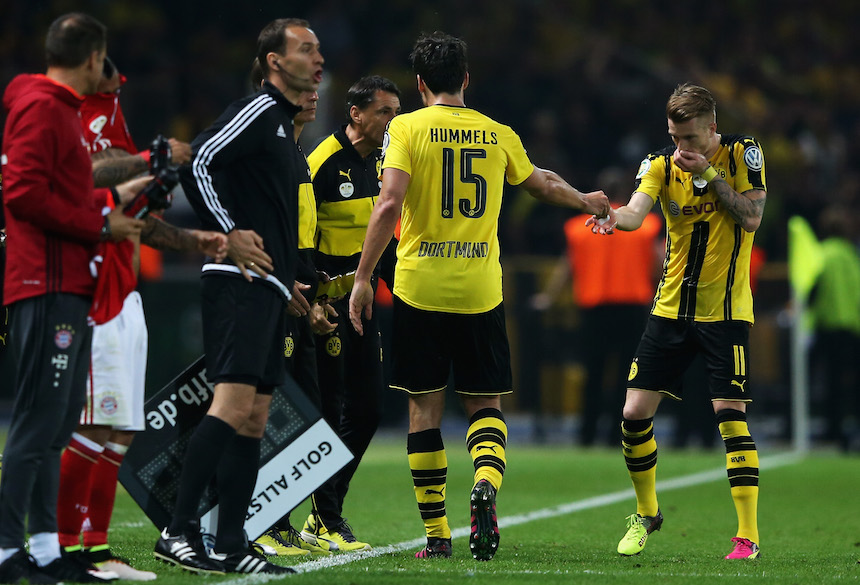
top-left (531, 167), bottom-right (662, 445)
top-left (809, 206), bottom-right (860, 450)
top-left (3, 2), bottom-right (859, 263)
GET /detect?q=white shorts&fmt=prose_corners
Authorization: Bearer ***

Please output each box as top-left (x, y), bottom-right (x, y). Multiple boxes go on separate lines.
top-left (82, 291), bottom-right (148, 431)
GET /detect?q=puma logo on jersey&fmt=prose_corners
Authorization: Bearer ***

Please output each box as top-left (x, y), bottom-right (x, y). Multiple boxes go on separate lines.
top-left (731, 379), bottom-right (747, 392)
top-left (424, 488), bottom-right (445, 497)
top-left (476, 445), bottom-right (497, 453)
top-left (276, 124), bottom-right (287, 138)
top-left (338, 169), bottom-right (352, 181)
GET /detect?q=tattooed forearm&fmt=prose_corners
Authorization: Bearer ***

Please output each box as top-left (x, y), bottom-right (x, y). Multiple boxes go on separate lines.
top-left (711, 180), bottom-right (766, 232)
top-left (91, 149), bottom-right (148, 187)
top-left (140, 216), bottom-right (198, 252)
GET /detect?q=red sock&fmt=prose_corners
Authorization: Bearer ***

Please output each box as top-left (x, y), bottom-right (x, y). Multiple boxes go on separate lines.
top-left (57, 434), bottom-right (103, 548)
top-left (82, 442), bottom-right (126, 548)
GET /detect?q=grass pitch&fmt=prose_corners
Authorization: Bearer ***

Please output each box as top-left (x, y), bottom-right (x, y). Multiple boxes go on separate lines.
top-left (96, 436), bottom-right (860, 584)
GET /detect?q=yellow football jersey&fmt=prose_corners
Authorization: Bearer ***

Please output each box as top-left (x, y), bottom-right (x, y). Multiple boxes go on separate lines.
top-left (382, 105), bottom-right (534, 313)
top-left (635, 134), bottom-right (767, 323)
top-left (308, 129), bottom-right (382, 276)
top-left (297, 180), bottom-right (317, 251)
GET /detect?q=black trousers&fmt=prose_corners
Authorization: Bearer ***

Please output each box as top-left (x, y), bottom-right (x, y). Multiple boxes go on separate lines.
top-left (0, 294), bottom-right (92, 548)
top-left (812, 328), bottom-right (860, 445)
top-left (285, 313), bottom-right (320, 408)
top-left (312, 295), bottom-right (383, 526)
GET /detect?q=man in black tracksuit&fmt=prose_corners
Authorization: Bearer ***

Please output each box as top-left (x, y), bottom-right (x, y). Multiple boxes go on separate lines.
top-left (153, 18), bottom-right (323, 576)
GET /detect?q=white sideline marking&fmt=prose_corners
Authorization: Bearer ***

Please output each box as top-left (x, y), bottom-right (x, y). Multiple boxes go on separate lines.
top-left (386, 567), bottom-right (774, 579)
top-left (115, 521), bottom-right (147, 528)
top-left (219, 452), bottom-right (801, 583)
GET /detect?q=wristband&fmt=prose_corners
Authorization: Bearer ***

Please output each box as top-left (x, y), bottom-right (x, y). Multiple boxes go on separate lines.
top-left (139, 150), bottom-right (151, 163)
top-left (701, 166), bottom-right (718, 183)
top-left (109, 187), bottom-right (121, 206)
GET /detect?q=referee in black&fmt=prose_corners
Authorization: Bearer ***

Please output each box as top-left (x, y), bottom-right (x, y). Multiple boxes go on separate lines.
top-left (153, 18), bottom-right (323, 575)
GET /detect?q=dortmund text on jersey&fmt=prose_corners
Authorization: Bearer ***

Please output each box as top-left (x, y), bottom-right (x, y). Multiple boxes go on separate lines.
top-left (381, 105), bottom-right (534, 314)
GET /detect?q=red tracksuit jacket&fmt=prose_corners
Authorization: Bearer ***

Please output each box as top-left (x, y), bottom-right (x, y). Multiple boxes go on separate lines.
top-left (2, 74), bottom-right (110, 305)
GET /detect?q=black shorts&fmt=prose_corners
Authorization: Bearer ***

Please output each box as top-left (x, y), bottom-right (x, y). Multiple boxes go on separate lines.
top-left (201, 276), bottom-right (286, 392)
top-left (626, 315), bottom-right (752, 402)
top-left (390, 296), bottom-right (512, 396)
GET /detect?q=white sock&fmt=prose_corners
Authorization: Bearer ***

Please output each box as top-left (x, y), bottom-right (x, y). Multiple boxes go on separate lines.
top-left (71, 432), bottom-right (106, 455)
top-left (105, 441), bottom-right (129, 456)
top-left (0, 547), bottom-right (22, 565)
top-left (28, 532), bottom-right (61, 567)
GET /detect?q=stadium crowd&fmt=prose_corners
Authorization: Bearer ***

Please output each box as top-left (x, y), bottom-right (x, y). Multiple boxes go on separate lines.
top-left (2, 1), bottom-right (859, 260)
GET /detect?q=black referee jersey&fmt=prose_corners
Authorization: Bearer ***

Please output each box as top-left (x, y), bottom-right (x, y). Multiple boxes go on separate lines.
top-left (181, 80), bottom-right (307, 300)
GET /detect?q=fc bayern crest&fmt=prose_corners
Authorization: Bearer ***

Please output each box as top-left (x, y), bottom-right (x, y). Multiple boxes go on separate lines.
top-left (55, 329), bottom-right (74, 349)
top-left (100, 395), bottom-right (119, 415)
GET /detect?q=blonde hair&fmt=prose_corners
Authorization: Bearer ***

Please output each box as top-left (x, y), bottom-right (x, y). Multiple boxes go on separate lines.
top-left (666, 83), bottom-right (716, 123)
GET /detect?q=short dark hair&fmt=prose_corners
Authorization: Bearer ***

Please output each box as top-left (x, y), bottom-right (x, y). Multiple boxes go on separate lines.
top-left (345, 75), bottom-right (400, 120)
top-left (256, 18), bottom-right (310, 78)
top-left (666, 83), bottom-right (716, 123)
top-left (45, 13), bottom-right (106, 68)
top-left (409, 31), bottom-right (467, 95)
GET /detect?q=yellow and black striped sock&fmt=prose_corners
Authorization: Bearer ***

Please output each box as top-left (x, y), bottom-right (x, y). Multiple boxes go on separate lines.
top-left (621, 417), bottom-right (659, 517)
top-left (467, 408), bottom-right (507, 491)
top-left (717, 409), bottom-right (759, 544)
top-left (407, 429), bottom-right (450, 539)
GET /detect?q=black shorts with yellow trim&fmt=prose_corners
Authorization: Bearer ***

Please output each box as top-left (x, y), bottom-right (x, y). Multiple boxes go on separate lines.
top-left (390, 296), bottom-right (512, 396)
top-left (201, 275), bottom-right (286, 393)
top-left (626, 315), bottom-right (752, 402)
